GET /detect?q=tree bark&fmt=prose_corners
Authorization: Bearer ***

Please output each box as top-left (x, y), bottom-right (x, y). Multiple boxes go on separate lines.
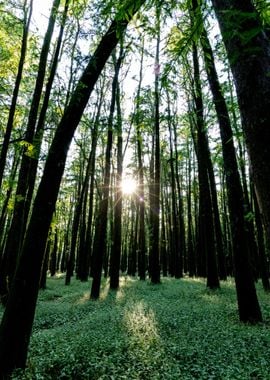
top-left (200, 4), bottom-right (262, 321)
top-left (135, 37), bottom-right (146, 281)
top-left (191, 38), bottom-right (220, 289)
top-left (110, 48), bottom-right (124, 290)
top-left (0, 0), bottom-right (33, 188)
top-left (166, 92), bottom-right (182, 278)
top-left (91, 49), bottom-right (123, 299)
top-left (0, 0), bottom-right (61, 303)
top-left (150, 5), bottom-right (161, 284)
top-left (211, 0), bottom-right (270, 255)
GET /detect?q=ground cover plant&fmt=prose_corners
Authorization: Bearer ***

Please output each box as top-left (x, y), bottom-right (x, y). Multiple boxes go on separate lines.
top-left (1, 276), bottom-right (269, 379)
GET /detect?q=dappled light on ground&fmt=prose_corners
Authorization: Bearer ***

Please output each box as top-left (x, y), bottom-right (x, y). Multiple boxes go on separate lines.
top-left (77, 291), bottom-right (90, 304)
top-left (123, 301), bottom-right (160, 347)
top-left (10, 276), bottom-right (270, 380)
top-left (99, 280), bottom-right (110, 301)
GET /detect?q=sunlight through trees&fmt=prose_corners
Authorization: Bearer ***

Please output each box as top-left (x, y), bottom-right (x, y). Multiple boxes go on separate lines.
top-left (0, 0), bottom-right (270, 377)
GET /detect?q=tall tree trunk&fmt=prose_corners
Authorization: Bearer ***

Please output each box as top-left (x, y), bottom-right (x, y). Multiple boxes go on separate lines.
top-left (0, 151), bottom-right (20, 247)
top-left (49, 231), bottom-right (58, 277)
top-left (150, 5), bottom-right (161, 284)
top-left (186, 140), bottom-right (196, 276)
top-left (172, 117), bottom-right (186, 276)
top-left (160, 190), bottom-right (168, 276)
top-left (191, 38), bottom-right (220, 289)
top-left (0, 0), bottom-right (33, 188)
top-left (0, 153), bottom-right (20, 303)
top-left (110, 48), bottom-right (124, 290)
top-left (200, 2), bottom-right (262, 321)
top-left (205, 140), bottom-right (226, 280)
top-left (135, 37), bottom-right (146, 281)
top-left (80, 82), bottom-right (105, 281)
top-left (0, 2), bottom-right (145, 375)
top-left (91, 49), bottom-right (123, 299)
top-left (211, 0), bottom-right (270, 256)
top-left (65, 182), bottom-right (83, 285)
top-left (0, 0), bottom-right (61, 303)
top-left (25, 0), bottom-right (70, 235)
top-left (166, 92), bottom-right (182, 278)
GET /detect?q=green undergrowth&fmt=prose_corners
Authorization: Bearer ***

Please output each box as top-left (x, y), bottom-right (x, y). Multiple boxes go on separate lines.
top-left (6, 276), bottom-right (270, 379)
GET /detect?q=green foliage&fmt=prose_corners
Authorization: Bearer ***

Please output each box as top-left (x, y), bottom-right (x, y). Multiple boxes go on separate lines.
top-left (255, 0), bottom-right (270, 28)
top-left (19, 140), bottom-right (37, 159)
top-left (6, 276), bottom-right (270, 380)
top-left (0, 8), bottom-right (22, 91)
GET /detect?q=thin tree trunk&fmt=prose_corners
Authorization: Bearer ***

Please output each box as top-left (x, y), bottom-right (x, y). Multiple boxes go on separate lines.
top-left (160, 190), bottom-right (168, 277)
top-left (191, 36), bottom-right (220, 289)
top-left (0, 0), bottom-right (33, 188)
top-left (25, 0), bottom-right (70, 234)
top-left (135, 37), bottom-right (146, 281)
top-left (91, 49), bottom-right (123, 299)
top-left (110, 48), bottom-right (124, 290)
top-left (65, 183), bottom-right (83, 285)
top-left (186, 140), bottom-right (196, 276)
top-left (172, 117), bottom-right (186, 276)
top-left (167, 93), bottom-right (182, 278)
top-left (150, 5), bottom-right (161, 284)
top-left (0, 0), bottom-right (61, 303)
top-left (80, 82), bottom-right (105, 281)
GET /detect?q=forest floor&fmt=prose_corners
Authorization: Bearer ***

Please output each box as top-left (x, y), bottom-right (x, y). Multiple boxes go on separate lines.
top-left (1, 275), bottom-right (270, 379)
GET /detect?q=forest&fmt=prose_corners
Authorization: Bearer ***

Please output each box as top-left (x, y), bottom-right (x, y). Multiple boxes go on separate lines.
top-left (0, 0), bottom-right (270, 378)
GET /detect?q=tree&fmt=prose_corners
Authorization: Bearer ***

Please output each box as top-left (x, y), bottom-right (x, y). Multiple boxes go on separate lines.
top-left (197, 0), bottom-right (263, 322)
top-left (165, 87), bottom-right (183, 278)
top-left (134, 35), bottom-right (147, 281)
top-left (0, 0), bottom-right (33, 189)
top-left (110, 46), bottom-right (125, 290)
top-left (77, 81), bottom-right (106, 282)
top-left (0, 1), bottom-right (146, 376)
top-left (149, 2), bottom-right (161, 284)
top-left (190, 1), bottom-right (220, 289)
top-left (0, 0), bottom-right (62, 304)
top-left (211, 0), bottom-right (270, 252)
top-left (90, 48), bottom-right (123, 298)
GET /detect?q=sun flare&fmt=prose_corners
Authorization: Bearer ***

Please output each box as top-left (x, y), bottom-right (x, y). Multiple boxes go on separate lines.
top-left (121, 178), bottom-right (137, 195)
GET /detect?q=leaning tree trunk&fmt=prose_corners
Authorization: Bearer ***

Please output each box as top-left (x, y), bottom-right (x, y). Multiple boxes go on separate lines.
top-left (25, 0), bottom-right (70, 238)
top-left (211, 0), bottom-right (270, 257)
top-left (0, 1), bottom-right (146, 376)
top-left (0, 0), bottom-right (61, 304)
top-left (0, 153), bottom-right (20, 303)
top-left (199, 0), bottom-right (262, 321)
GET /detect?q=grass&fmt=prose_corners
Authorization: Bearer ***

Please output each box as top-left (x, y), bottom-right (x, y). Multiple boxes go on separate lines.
top-left (2, 275), bottom-right (270, 379)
